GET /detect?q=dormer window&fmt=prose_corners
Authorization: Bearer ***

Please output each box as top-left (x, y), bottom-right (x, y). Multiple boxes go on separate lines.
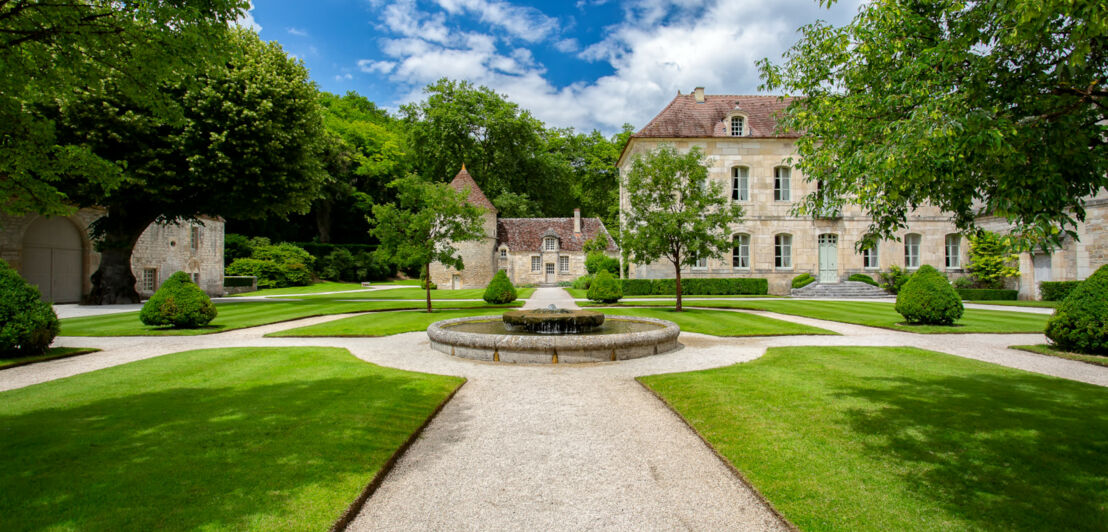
top-left (543, 236), bottom-right (558, 251)
top-left (730, 116), bottom-right (745, 136)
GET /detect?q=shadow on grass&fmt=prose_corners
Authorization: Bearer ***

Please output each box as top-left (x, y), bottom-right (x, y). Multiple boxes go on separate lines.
top-left (0, 374), bottom-right (452, 530)
top-left (834, 372), bottom-right (1108, 531)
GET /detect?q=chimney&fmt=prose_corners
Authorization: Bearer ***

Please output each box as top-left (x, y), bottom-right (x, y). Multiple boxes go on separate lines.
top-left (693, 87), bottom-right (705, 103)
top-left (573, 208), bottom-right (581, 234)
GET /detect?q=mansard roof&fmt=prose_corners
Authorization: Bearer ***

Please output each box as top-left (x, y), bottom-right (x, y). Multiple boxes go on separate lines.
top-left (634, 93), bottom-right (798, 139)
top-left (496, 217), bottom-right (617, 252)
top-left (448, 165), bottom-right (497, 214)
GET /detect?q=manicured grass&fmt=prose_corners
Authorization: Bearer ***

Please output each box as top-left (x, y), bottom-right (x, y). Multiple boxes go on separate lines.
top-left (586, 299), bottom-right (1049, 333)
top-left (59, 299), bottom-right (522, 336)
top-left (370, 279), bottom-right (421, 286)
top-left (640, 346), bottom-right (1108, 531)
top-left (1011, 344), bottom-right (1108, 368)
top-left (269, 309), bottom-right (506, 337)
top-left (230, 281), bottom-right (367, 297)
top-left (0, 347), bottom-right (100, 370)
top-left (564, 287), bottom-right (780, 299)
top-left (598, 308), bottom-right (834, 337)
top-left (0, 346), bottom-right (463, 531)
top-left (279, 287), bottom-right (536, 300)
top-left (965, 299), bottom-right (1058, 308)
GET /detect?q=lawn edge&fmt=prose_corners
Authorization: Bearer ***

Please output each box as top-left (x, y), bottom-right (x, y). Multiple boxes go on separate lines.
top-left (633, 377), bottom-right (800, 532)
top-left (0, 348), bottom-right (101, 371)
top-left (1009, 344), bottom-right (1108, 368)
top-left (329, 378), bottom-right (467, 532)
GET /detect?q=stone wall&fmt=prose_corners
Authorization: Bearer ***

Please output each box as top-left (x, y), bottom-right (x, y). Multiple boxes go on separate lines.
top-left (429, 211), bottom-right (498, 289)
top-left (500, 250), bottom-right (591, 285)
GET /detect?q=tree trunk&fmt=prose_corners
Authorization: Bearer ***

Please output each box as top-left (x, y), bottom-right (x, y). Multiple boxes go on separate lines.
top-left (674, 261), bottom-right (683, 312)
top-left (425, 262), bottom-right (432, 313)
top-left (314, 197), bottom-right (333, 243)
top-left (86, 219), bottom-right (148, 305)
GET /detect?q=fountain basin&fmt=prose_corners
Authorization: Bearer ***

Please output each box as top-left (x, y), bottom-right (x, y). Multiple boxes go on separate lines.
top-left (502, 308), bottom-right (605, 334)
top-left (427, 315), bottom-right (680, 364)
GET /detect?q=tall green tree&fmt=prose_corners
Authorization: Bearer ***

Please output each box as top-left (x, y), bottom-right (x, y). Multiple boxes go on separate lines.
top-left (50, 29), bottom-right (326, 304)
top-left (370, 175), bottom-right (486, 312)
top-left (759, 0), bottom-right (1108, 250)
top-left (546, 124), bottom-right (633, 233)
top-left (622, 145), bottom-right (743, 311)
top-left (1, 0), bottom-right (248, 218)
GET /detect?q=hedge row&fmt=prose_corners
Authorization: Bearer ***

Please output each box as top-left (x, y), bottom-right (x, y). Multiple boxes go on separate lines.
top-left (292, 242), bottom-right (377, 260)
top-left (792, 273), bottom-right (815, 289)
top-left (1040, 281), bottom-right (1081, 301)
top-left (955, 288), bottom-right (1018, 301)
top-left (223, 276), bottom-right (256, 288)
top-left (621, 277), bottom-right (768, 296)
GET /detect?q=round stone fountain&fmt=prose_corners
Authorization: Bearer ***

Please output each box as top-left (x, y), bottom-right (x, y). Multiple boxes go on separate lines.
top-left (427, 305), bottom-right (680, 364)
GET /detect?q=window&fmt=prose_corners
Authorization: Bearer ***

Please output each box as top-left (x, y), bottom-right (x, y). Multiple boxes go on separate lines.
top-left (904, 233), bottom-right (921, 269)
top-left (730, 116), bottom-right (745, 136)
top-left (142, 268), bottom-right (157, 291)
top-left (531, 256), bottom-right (541, 272)
top-left (775, 234), bottom-right (792, 268)
top-left (191, 272), bottom-right (200, 284)
top-left (731, 167), bottom-right (749, 201)
top-left (945, 234), bottom-right (961, 268)
top-left (559, 256), bottom-right (569, 273)
top-left (863, 246), bottom-right (879, 270)
top-left (693, 257), bottom-right (708, 269)
top-left (732, 234), bottom-right (750, 269)
top-left (499, 249), bottom-right (507, 260)
top-left (189, 226), bottom-right (200, 253)
top-left (543, 236), bottom-right (558, 251)
top-left (774, 167), bottom-right (791, 201)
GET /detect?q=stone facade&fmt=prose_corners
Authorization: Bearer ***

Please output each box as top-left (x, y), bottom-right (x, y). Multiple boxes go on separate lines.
top-left (0, 208), bottom-right (225, 302)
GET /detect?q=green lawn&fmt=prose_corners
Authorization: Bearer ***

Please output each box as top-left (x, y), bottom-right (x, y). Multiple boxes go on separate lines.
top-left (965, 300), bottom-right (1058, 308)
top-left (587, 299), bottom-right (1048, 333)
top-left (0, 346), bottom-right (463, 531)
top-left (565, 287), bottom-right (780, 300)
top-left (269, 309), bottom-right (505, 337)
top-left (271, 307), bottom-right (833, 337)
top-left (278, 286), bottom-right (535, 300)
top-left (370, 279), bottom-right (421, 286)
top-left (0, 347), bottom-right (100, 370)
top-left (1011, 344), bottom-right (1108, 368)
top-left (60, 299), bottom-right (522, 336)
top-left (231, 281), bottom-right (367, 297)
top-left (640, 346), bottom-right (1108, 531)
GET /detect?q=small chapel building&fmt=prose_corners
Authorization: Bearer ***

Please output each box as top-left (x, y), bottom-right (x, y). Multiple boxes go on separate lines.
top-left (429, 166), bottom-right (618, 289)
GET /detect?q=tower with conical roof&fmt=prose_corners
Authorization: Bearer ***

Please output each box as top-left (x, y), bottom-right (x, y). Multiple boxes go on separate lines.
top-left (429, 165), bottom-right (498, 289)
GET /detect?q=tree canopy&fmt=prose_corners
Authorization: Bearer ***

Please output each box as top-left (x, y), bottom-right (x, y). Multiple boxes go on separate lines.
top-left (758, 0), bottom-right (1108, 250)
top-left (622, 145), bottom-right (743, 311)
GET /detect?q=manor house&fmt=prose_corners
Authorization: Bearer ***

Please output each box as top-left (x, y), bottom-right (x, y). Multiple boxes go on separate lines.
top-left (618, 87), bottom-right (1108, 297)
top-left (428, 166), bottom-right (617, 289)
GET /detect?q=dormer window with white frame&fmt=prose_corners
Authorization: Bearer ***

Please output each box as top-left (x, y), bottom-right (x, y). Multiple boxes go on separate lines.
top-left (543, 236), bottom-right (558, 251)
top-left (729, 115), bottom-right (746, 136)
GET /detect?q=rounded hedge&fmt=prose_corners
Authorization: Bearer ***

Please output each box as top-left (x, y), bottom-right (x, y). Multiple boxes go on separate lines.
top-left (1045, 264), bottom-right (1108, 355)
top-left (0, 260), bottom-right (59, 358)
top-left (587, 270), bottom-right (623, 303)
top-left (792, 273), bottom-right (815, 289)
top-left (140, 271), bottom-right (217, 328)
top-left (483, 270), bottom-right (518, 304)
top-left (848, 273), bottom-right (878, 286)
top-left (895, 265), bottom-right (964, 325)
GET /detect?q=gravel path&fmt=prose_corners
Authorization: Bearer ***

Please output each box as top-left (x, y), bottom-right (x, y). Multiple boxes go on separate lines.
top-left (8, 290), bottom-right (1105, 531)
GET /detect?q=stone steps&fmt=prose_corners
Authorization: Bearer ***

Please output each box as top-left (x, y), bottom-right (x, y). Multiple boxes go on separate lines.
top-left (791, 280), bottom-right (891, 298)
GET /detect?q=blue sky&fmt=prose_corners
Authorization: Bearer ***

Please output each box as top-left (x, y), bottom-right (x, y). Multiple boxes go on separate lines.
top-left (240, 0), bottom-right (862, 135)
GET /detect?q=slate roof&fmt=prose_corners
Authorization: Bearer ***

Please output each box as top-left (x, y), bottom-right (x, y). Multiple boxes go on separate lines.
top-left (633, 93), bottom-right (797, 139)
top-left (448, 165), bottom-right (497, 214)
top-left (496, 217), bottom-right (617, 252)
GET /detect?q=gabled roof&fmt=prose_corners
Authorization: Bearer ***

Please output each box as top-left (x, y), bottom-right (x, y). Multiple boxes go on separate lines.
top-left (496, 217), bottom-right (617, 252)
top-left (633, 93), bottom-right (797, 139)
top-left (448, 165), bottom-right (497, 214)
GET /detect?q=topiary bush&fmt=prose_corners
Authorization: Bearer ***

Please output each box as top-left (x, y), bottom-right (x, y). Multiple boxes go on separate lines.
top-left (848, 273), bottom-right (878, 286)
top-left (792, 273), bottom-right (815, 289)
top-left (140, 271), bottom-right (217, 328)
top-left (0, 260), bottom-right (59, 358)
top-left (879, 265), bottom-right (911, 294)
top-left (572, 274), bottom-right (593, 290)
top-left (1045, 264), bottom-right (1108, 354)
top-left (483, 270), bottom-right (518, 304)
top-left (1040, 280), bottom-right (1081, 302)
top-left (588, 270), bottom-right (623, 303)
top-left (585, 252), bottom-right (620, 276)
top-left (895, 265), bottom-right (964, 325)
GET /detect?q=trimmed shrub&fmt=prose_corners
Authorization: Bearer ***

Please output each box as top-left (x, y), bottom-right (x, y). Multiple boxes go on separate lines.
top-left (0, 260), bottom-right (59, 358)
top-left (792, 273), bottom-right (815, 289)
top-left (225, 258), bottom-right (285, 289)
top-left (956, 288), bottom-right (1018, 301)
top-left (1040, 281), bottom-right (1081, 302)
top-left (139, 271), bottom-right (217, 328)
top-left (618, 277), bottom-right (768, 296)
top-left (879, 265), bottom-right (911, 294)
top-left (1045, 265), bottom-right (1108, 354)
top-left (224, 240), bottom-right (314, 288)
top-left (319, 248), bottom-right (356, 281)
top-left (572, 275), bottom-right (593, 290)
top-left (483, 270), bottom-right (518, 304)
top-left (588, 270), bottom-right (623, 303)
top-left (223, 276), bottom-right (256, 288)
top-left (895, 265), bottom-right (964, 325)
top-left (848, 273), bottom-right (878, 286)
top-left (953, 276), bottom-right (976, 289)
top-left (622, 278), bottom-right (653, 295)
top-left (585, 252), bottom-right (620, 276)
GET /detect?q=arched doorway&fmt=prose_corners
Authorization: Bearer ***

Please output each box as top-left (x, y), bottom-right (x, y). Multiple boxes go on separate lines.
top-left (22, 217), bottom-right (84, 303)
top-left (818, 233), bottom-right (839, 283)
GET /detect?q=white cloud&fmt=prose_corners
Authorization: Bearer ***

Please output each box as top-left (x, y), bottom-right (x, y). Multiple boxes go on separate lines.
top-left (288, 27), bottom-right (309, 37)
top-left (234, 2), bottom-right (261, 32)
top-left (335, 73), bottom-right (354, 81)
top-left (358, 59), bottom-right (397, 74)
top-left (554, 38), bottom-right (579, 53)
top-left (434, 0), bottom-right (558, 42)
top-left (380, 0), bottom-right (452, 44)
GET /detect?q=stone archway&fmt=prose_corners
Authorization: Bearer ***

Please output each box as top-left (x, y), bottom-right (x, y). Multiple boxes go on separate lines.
top-left (22, 217), bottom-right (84, 303)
